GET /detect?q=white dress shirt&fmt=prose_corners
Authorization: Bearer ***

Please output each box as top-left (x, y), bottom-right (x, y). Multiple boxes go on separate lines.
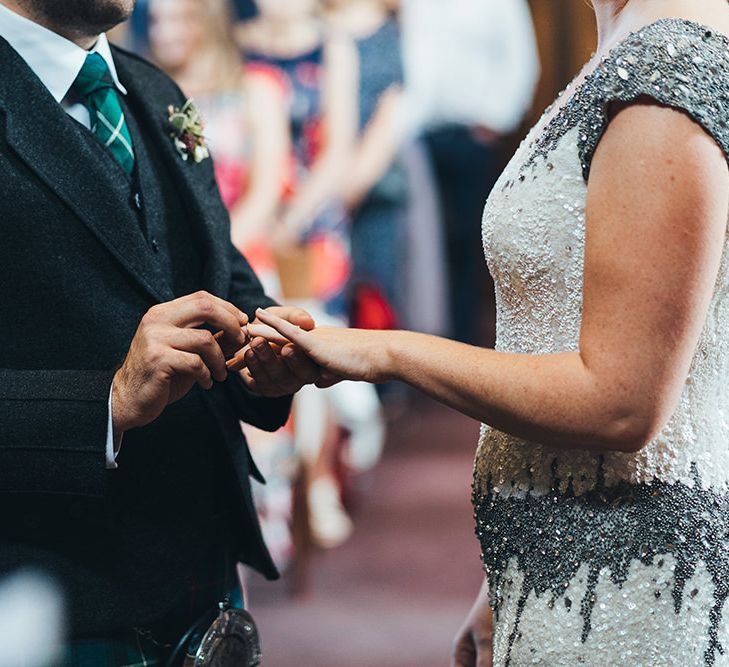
top-left (0, 3), bottom-right (126, 469)
top-left (401, 0), bottom-right (540, 135)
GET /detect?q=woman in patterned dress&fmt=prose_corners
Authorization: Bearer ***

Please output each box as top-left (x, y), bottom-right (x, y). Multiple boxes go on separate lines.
top-left (247, 0), bottom-right (729, 664)
top-left (238, 0), bottom-right (390, 549)
top-left (323, 0), bottom-right (408, 325)
top-left (148, 0), bottom-right (290, 283)
top-left (237, 0), bottom-right (358, 318)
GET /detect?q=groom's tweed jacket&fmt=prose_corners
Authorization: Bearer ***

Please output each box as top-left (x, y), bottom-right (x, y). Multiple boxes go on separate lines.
top-left (0, 38), bottom-right (285, 638)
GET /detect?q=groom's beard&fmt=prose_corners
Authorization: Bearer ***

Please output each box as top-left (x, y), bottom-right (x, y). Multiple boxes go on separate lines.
top-left (16, 0), bottom-right (136, 35)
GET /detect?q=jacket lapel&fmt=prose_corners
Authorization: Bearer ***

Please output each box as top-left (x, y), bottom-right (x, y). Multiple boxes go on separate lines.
top-left (112, 49), bottom-right (232, 298)
top-left (0, 37), bottom-right (172, 304)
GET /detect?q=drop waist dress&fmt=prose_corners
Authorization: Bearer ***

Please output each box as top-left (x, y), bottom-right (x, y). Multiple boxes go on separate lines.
top-left (472, 19), bottom-right (729, 666)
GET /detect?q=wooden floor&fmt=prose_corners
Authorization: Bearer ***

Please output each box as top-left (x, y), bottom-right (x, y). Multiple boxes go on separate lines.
top-left (248, 396), bottom-right (485, 667)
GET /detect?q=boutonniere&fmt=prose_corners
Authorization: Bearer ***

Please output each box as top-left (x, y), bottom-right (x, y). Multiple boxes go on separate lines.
top-left (167, 99), bottom-right (210, 164)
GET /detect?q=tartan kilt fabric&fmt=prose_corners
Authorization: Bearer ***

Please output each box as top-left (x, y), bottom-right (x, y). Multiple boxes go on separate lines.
top-left (59, 630), bottom-right (172, 667)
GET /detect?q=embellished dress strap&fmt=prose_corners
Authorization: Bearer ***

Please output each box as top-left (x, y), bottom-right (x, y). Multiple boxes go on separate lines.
top-left (579, 18), bottom-right (729, 180)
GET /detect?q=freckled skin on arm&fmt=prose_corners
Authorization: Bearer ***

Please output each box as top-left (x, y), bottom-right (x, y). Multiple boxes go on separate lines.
top-left (251, 102), bottom-right (729, 453)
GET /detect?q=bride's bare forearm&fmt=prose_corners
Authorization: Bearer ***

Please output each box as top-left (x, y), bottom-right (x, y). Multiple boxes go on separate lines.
top-left (384, 331), bottom-right (650, 452)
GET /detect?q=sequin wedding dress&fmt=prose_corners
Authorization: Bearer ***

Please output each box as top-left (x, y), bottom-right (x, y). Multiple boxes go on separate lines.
top-left (472, 19), bottom-right (729, 666)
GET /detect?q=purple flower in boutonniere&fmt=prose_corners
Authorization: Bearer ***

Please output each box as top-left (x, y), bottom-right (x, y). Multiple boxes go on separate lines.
top-left (167, 99), bottom-right (210, 164)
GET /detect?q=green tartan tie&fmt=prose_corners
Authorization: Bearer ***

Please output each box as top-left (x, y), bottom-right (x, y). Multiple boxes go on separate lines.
top-left (70, 52), bottom-right (135, 175)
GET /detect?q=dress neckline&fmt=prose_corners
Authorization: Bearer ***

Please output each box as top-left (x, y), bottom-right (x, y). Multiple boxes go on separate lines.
top-left (533, 17), bottom-right (729, 141)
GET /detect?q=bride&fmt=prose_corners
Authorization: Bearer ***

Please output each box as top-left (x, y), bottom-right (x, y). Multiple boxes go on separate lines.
top-left (244, 0), bottom-right (729, 664)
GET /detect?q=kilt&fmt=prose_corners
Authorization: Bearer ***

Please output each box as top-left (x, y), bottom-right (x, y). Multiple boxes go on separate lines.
top-left (58, 630), bottom-right (172, 667)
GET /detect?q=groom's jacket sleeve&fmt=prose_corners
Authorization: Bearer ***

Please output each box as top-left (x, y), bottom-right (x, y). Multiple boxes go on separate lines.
top-left (0, 368), bottom-right (116, 498)
top-left (223, 239), bottom-right (293, 433)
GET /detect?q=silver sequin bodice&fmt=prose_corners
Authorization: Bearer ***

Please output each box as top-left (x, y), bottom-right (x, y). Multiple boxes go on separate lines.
top-left (472, 19), bottom-right (729, 666)
top-left (475, 18), bottom-right (729, 497)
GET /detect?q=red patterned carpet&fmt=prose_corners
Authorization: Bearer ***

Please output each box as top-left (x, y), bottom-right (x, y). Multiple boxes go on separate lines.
top-left (248, 396), bottom-right (485, 667)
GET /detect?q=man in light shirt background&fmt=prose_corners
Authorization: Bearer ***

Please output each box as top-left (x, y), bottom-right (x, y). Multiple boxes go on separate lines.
top-left (401, 0), bottom-right (540, 345)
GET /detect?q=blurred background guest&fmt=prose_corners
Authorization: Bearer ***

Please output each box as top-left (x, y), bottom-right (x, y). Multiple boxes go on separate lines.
top-left (237, 0), bottom-right (357, 293)
top-left (400, 0), bottom-right (539, 345)
top-left (323, 0), bottom-right (406, 330)
top-left (149, 0), bottom-right (290, 289)
top-left (128, 0), bottom-right (260, 54)
top-left (236, 0), bottom-right (385, 551)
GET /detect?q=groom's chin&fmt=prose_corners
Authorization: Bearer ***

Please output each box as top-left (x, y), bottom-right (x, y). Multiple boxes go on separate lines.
top-left (27, 0), bottom-right (137, 34)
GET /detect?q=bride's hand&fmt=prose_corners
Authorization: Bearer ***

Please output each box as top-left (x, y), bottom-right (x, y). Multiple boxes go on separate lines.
top-left (452, 578), bottom-right (493, 667)
top-left (247, 308), bottom-right (393, 384)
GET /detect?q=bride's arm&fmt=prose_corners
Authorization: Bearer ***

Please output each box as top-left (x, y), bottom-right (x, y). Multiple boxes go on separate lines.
top-left (250, 102), bottom-right (729, 454)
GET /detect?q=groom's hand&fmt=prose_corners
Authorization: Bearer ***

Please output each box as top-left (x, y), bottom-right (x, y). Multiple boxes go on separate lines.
top-left (112, 291), bottom-right (248, 436)
top-left (236, 306), bottom-right (322, 397)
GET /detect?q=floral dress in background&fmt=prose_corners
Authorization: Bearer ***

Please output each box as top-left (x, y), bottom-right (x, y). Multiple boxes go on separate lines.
top-left (246, 44), bottom-right (351, 319)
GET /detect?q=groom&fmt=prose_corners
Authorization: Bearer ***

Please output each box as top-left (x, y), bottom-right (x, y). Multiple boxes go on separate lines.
top-left (0, 0), bottom-right (321, 661)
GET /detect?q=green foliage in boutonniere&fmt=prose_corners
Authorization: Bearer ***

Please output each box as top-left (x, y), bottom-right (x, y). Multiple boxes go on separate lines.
top-left (167, 99), bottom-right (210, 164)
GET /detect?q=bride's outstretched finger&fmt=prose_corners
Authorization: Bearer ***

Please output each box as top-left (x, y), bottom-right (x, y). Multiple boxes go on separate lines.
top-left (244, 322), bottom-right (291, 346)
top-left (253, 308), bottom-right (313, 348)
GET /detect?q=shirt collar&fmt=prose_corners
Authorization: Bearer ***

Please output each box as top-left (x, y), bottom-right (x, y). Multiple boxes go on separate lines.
top-left (0, 3), bottom-right (126, 103)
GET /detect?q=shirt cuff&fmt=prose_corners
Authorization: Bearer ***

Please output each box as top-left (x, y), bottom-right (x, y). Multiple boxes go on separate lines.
top-left (106, 383), bottom-right (121, 470)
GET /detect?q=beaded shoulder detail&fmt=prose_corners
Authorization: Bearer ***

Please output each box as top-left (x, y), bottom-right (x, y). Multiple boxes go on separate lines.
top-left (522, 18), bottom-right (729, 180)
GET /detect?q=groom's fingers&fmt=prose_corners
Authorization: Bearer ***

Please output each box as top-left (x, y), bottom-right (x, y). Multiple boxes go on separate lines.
top-left (280, 345), bottom-right (321, 384)
top-left (248, 339), bottom-right (320, 388)
top-left (143, 292), bottom-right (248, 357)
top-left (244, 343), bottom-right (274, 385)
top-left (167, 327), bottom-right (228, 382)
top-left (315, 369), bottom-right (343, 388)
top-left (249, 338), bottom-right (290, 385)
top-left (225, 346), bottom-right (250, 372)
top-left (240, 343), bottom-right (310, 397)
top-left (164, 291), bottom-right (246, 331)
top-left (228, 336), bottom-right (322, 388)
top-left (238, 368), bottom-right (260, 393)
top-left (224, 338), bottom-right (322, 382)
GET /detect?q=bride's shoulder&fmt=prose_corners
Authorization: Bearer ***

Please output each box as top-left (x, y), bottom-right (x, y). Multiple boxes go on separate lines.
top-left (602, 17), bottom-right (729, 101)
top-left (576, 17), bottom-right (729, 178)
top-left (612, 17), bottom-right (729, 69)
